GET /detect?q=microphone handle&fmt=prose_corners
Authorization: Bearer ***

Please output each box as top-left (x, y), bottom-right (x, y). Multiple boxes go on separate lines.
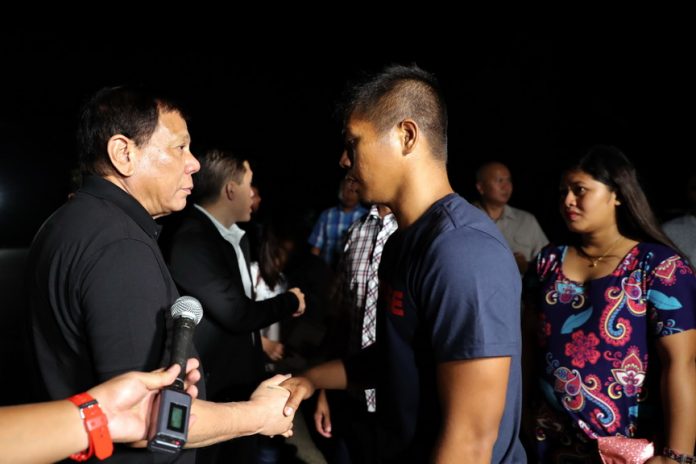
top-left (170, 317), bottom-right (197, 391)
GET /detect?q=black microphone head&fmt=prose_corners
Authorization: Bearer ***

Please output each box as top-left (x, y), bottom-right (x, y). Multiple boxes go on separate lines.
top-left (170, 296), bottom-right (203, 325)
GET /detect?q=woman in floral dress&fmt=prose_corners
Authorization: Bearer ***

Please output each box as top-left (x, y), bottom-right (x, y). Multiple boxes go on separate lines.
top-left (526, 146), bottom-right (695, 463)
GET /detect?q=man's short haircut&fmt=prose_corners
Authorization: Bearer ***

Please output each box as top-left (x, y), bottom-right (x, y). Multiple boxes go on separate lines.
top-left (193, 149), bottom-right (247, 205)
top-left (475, 161), bottom-right (509, 182)
top-left (77, 85), bottom-right (185, 177)
top-left (341, 64), bottom-right (448, 162)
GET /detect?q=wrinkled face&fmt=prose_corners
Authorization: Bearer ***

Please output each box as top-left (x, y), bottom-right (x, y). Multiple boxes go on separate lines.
top-left (559, 170), bottom-right (619, 234)
top-left (131, 111), bottom-right (200, 218)
top-left (477, 163), bottom-right (512, 206)
top-left (230, 161), bottom-right (254, 223)
top-left (339, 116), bottom-right (401, 205)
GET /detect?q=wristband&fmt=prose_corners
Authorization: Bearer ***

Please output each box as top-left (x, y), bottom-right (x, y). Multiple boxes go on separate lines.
top-left (663, 447), bottom-right (696, 464)
top-left (67, 392), bottom-right (114, 461)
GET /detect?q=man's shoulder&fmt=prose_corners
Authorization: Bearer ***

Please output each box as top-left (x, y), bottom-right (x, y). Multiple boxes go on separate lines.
top-left (407, 196), bottom-right (512, 267)
top-left (320, 205), bottom-right (341, 217)
top-left (38, 194), bottom-right (141, 245)
top-left (30, 196), bottom-right (164, 281)
top-left (505, 204), bottom-right (538, 222)
top-left (169, 210), bottom-right (220, 249)
top-left (175, 208), bottom-right (212, 231)
top-left (431, 195), bottom-right (507, 245)
top-left (664, 213), bottom-right (696, 230)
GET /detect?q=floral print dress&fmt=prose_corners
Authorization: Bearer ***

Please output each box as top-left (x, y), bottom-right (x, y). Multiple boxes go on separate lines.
top-left (531, 243), bottom-right (696, 463)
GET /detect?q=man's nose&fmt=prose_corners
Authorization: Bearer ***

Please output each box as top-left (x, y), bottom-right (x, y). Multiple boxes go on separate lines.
top-left (339, 150), bottom-right (352, 169)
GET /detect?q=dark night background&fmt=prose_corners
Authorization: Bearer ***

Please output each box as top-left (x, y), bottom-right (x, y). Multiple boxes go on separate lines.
top-left (1, 25), bottom-right (692, 248)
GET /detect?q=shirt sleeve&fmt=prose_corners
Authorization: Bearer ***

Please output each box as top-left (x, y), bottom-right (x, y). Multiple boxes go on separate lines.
top-left (308, 210), bottom-right (328, 248)
top-left (646, 253), bottom-right (696, 338)
top-left (416, 229), bottom-right (522, 361)
top-left (169, 229), bottom-right (298, 334)
top-left (80, 239), bottom-right (170, 381)
top-left (527, 216), bottom-right (549, 261)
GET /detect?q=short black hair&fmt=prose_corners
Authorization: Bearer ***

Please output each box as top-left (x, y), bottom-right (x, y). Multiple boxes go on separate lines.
top-left (193, 149), bottom-right (247, 205)
top-left (77, 85), bottom-right (184, 176)
top-left (340, 64), bottom-right (448, 162)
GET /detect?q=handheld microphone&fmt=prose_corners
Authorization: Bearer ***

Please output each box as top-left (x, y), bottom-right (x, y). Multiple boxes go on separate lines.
top-left (148, 296), bottom-right (203, 454)
top-left (169, 296), bottom-right (204, 391)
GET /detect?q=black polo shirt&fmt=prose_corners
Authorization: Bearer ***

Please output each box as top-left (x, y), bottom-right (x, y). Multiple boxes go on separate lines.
top-left (28, 175), bottom-right (201, 463)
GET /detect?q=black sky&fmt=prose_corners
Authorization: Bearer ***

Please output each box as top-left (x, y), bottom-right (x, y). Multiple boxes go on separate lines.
top-left (1, 25), bottom-right (692, 247)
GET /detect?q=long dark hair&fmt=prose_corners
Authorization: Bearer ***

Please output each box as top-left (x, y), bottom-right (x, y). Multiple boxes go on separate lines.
top-left (566, 145), bottom-right (681, 252)
top-left (257, 226), bottom-right (287, 289)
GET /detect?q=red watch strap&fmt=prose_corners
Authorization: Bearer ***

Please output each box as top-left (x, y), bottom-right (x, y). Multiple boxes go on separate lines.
top-left (68, 392), bottom-right (114, 461)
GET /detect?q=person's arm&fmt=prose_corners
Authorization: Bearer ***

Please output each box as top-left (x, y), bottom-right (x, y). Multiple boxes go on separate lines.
top-left (528, 215), bottom-right (549, 261)
top-left (280, 358), bottom-right (348, 416)
top-left (432, 357), bottom-right (511, 464)
top-left (170, 228), bottom-right (302, 333)
top-left (314, 389), bottom-right (333, 438)
top-left (513, 252), bottom-right (529, 275)
top-left (418, 230), bottom-right (522, 462)
top-left (261, 336), bottom-right (285, 361)
top-left (644, 253), bottom-right (696, 463)
top-left (307, 211), bottom-right (327, 256)
top-left (186, 374), bottom-right (295, 448)
top-left (645, 329), bottom-right (696, 463)
top-left (0, 361), bottom-right (199, 463)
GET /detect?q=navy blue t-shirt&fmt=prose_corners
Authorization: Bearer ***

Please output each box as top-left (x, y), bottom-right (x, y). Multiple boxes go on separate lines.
top-left (346, 193), bottom-right (526, 463)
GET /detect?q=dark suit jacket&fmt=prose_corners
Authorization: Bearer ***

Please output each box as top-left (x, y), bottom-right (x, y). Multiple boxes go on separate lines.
top-left (167, 207), bottom-right (298, 399)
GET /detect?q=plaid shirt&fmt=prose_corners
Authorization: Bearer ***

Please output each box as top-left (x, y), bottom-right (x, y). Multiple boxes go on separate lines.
top-left (338, 205), bottom-right (398, 354)
top-left (308, 204), bottom-right (368, 269)
top-left (336, 205), bottom-right (397, 412)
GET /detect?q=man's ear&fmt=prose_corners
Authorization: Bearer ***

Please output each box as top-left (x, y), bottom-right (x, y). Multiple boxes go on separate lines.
top-left (224, 180), bottom-right (238, 201)
top-left (107, 135), bottom-right (136, 177)
top-left (399, 119), bottom-right (418, 156)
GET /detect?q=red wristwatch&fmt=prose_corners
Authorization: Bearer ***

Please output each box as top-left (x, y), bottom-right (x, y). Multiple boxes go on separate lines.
top-left (67, 392), bottom-right (114, 461)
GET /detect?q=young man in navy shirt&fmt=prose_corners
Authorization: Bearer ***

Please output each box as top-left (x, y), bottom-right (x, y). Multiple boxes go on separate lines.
top-left (281, 65), bottom-right (526, 463)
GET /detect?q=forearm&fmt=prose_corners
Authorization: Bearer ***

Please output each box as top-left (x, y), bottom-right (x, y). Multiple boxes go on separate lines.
top-left (186, 399), bottom-right (265, 448)
top-left (187, 374), bottom-right (294, 448)
top-left (304, 359), bottom-right (348, 390)
top-left (433, 436), bottom-right (496, 464)
top-left (0, 401), bottom-right (88, 463)
top-left (204, 292), bottom-right (297, 333)
top-left (661, 359), bottom-right (696, 454)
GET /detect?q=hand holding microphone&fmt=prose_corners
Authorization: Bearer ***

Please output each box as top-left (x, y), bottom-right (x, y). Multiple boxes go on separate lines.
top-left (168, 296), bottom-right (204, 391)
top-left (148, 296), bottom-right (203, 454)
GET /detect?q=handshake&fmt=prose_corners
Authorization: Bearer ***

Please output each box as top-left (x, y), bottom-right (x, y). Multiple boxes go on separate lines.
top-left (0, 359), bottom-right (298, 463)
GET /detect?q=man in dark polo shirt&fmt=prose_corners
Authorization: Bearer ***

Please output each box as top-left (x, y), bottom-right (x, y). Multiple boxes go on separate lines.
top-left (27, 86), bottom-right (294, 463)
top-left (281, 65), bottom-right (526, 463)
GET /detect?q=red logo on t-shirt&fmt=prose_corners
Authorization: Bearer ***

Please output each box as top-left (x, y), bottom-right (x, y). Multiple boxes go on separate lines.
top-left (388, 288), bottom-right (405, 316)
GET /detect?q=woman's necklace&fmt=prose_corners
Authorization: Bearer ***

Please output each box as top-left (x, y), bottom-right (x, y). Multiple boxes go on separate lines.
top-left (579, 236), bottom-right (623, 268)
